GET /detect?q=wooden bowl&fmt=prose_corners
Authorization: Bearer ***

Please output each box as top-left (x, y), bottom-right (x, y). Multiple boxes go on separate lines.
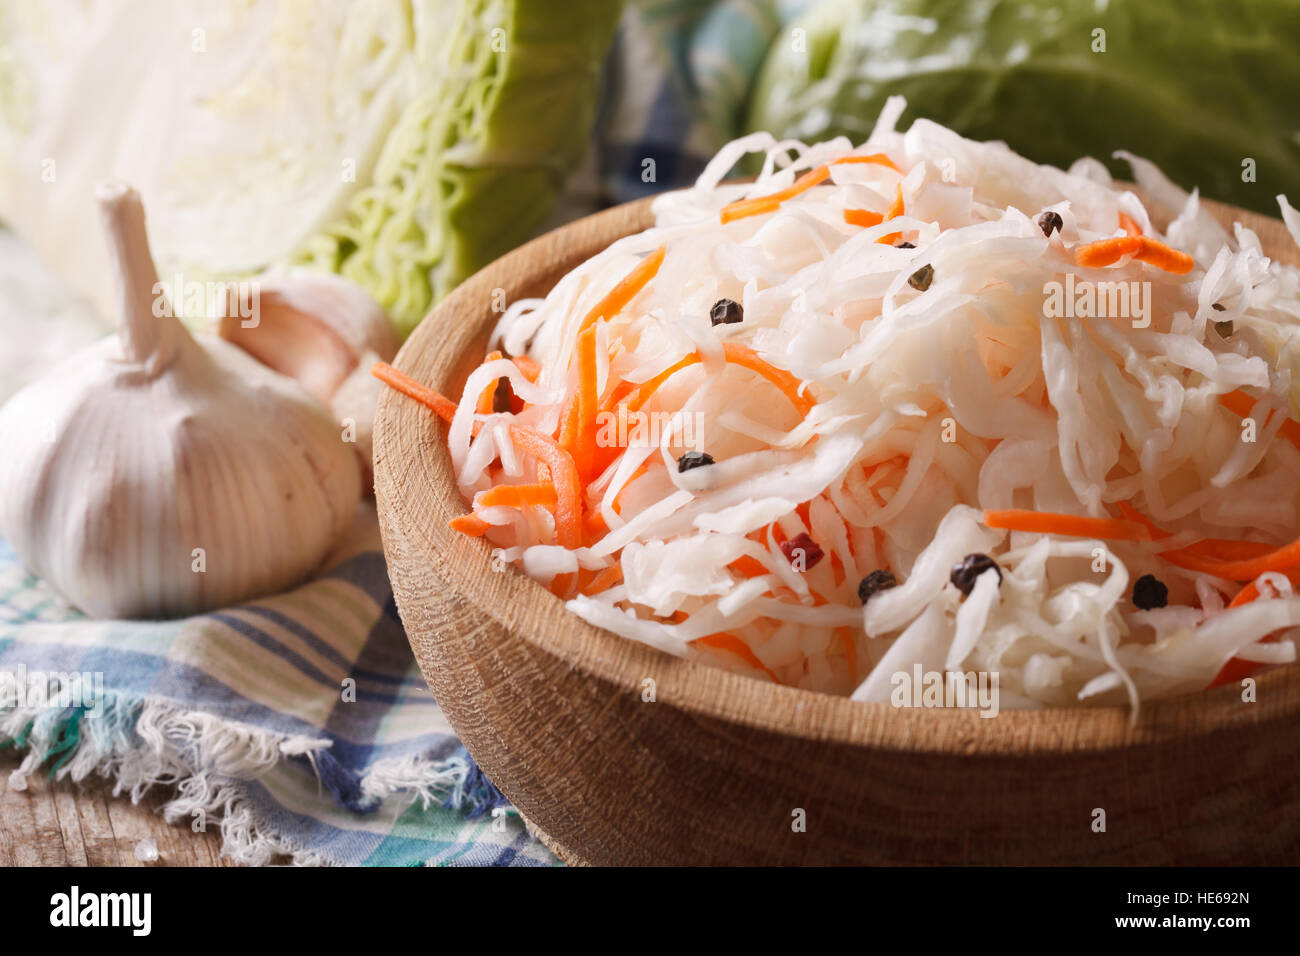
top-left (374, 194), bottom-right (1300, 865)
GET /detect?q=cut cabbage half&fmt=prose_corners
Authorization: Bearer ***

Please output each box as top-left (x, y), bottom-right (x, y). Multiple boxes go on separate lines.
top-left (0, 0), bottom-right (620, 335)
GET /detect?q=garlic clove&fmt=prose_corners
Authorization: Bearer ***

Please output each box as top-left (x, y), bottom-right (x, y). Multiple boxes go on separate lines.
top-left (330, 348), bottom-right (388, 490)
top-left (216, 273), bottom-right (397, 406)
top-left (0, 184), bottom-right (361, 619)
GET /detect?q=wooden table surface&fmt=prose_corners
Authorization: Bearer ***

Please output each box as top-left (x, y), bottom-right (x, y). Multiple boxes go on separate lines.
top-left (0, 750), bottom-right (234, 866)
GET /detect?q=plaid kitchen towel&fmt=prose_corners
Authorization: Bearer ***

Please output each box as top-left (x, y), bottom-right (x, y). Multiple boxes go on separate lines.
top-left (0, 508), bottom-right (557, 867)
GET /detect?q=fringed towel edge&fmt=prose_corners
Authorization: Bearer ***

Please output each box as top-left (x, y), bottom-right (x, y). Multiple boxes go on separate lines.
top-left (1, 691), bottom-right (508, 866)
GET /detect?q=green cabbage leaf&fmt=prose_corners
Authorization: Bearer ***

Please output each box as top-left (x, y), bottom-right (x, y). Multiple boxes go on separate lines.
top-left (747, 0), bottom-right (1300, 216)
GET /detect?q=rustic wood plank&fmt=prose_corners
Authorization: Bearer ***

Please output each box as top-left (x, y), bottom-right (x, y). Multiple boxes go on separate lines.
top-left (0, 750), bottom-right (234, 866)
top-left (74, 786), bottom-right (126, 867)
top-left (50, 785), bottom-right (90, 866)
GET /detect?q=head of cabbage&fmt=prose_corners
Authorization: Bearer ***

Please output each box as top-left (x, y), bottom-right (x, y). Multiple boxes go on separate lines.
top-left (0, 0), bottom-right (621, 337)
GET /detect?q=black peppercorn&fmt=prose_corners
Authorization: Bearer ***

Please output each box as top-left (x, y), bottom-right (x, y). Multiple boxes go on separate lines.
top-left (908, 264), bottom-right (934, 292)
top-left (1038, 211), bottom-right (1063, 237)
top-left (710, 298), bottom-right (744, 326)
top-left (895, 241), bottom-right (916, 249)
top-left (1132, 574), bottom-right (1168, 610)
top-left (1212, 302), bottom-right (1226, 311)
top-left (950, 553), bottom-right (1002, 596)
top-left (857, 569), bottom-right (898, 605)
top-left (491, 376), bottom-right (513, 414)
top-left (677, 450), bottom-right (715, 473)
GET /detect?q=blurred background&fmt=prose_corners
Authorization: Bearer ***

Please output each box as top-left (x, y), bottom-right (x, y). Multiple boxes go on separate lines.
top-left (3, 0), bottom-right (1298, 398)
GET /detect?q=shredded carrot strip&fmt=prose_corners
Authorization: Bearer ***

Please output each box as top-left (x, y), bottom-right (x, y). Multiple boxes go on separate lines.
top-left (1218, 390), bottom-right (1300, 451)
top-left (605, 379), bottom-right (637, 408)
top-left (616, 343), bottom-right (814, 418)
top-left (724, 343), bottom-right (816, 414)
top-left (511, 354), bottom-right (542, 381)
top-left (835, 153), bottom-right (901, 173)
top-left (583, 508), bottom-right (609, 543)
top-left (377, 364), bottom-right (580, 551)
top-left (1115, 501), bottom-right (1159, 532)
top-left (572, 567), bottom-right (597, 593)
top-left (1207, 579), bottom-right (1285, 687)
top-left (1103, 503), bottom-right (1290, 687)
top-left (828, 550), bottom-right (845, 587)
top-left (884, 183), bottom-right (904, 218)
top-left (477, 483), bottom-right (558, 510)
top-left (554, 248), bottom-right (666, 473)
top-left (1189, 539), bottom-right (1278, 561)
top-left (1229, 581), bottom-right (1263, 608)
top-left (449, 513), bottom-right (492, 536)
top-left (1076, 234), bottom-right (1193, 273)
top-left (1117, 502), bottom-right (1282, 562)
top-left (577, 245), bottom-right (666, 334)
top-left (692, 633), bottom-right (780, 682)
top-left (1218, 389), bottom-right (1259, 419)
top-left (1075, 236), bottom-right (1142, 268)
top-left (721, 155), bottom-right (900, 224)
top-left (572, 324), bottom-right (600, 480)
top-left (476, 350), bottom-right (504, 414)
top-left (556, 395), bottom-right (580, 447)
top-left (720, 196), bottom-right (780, 224)
top-left (1118, 211), bottom-right (1142, 237)
top-left (372, 363), bottom-right (459, 423)
top-left (836, 626), bottom-right (857, 681)
top-left (843, 208), bottom-right (884, 228)
top-left (583, 564), bottom-right (624, 596)
top-left (982, 509), bottom-right (1152, 541)
top-left (1158, 538), bottom-right (1300, 582)
top-left (721, 166), bottom-right (830, 224)
top-left (1134, 236), bottom-right (1195, 274)
top-left (508, 426), bottom-right (581, 550)
top-left (876, 183), bottom-right (905, 245)
top-left (589, 429), bottom-right (643, 482)
top-left (622, 355), bottom-right (695, 413)
top-left (729, 555), bottom-right (770, 578)
top-left (1210, 656), bottom-right (1260, 688)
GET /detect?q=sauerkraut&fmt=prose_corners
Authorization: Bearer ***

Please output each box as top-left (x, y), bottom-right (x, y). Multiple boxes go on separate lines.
top-left (379, 98), bottom-right (1300, 714)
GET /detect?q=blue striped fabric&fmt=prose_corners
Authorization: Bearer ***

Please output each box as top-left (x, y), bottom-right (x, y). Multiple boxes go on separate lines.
top-left (0, 519), bottom-right (557, 867)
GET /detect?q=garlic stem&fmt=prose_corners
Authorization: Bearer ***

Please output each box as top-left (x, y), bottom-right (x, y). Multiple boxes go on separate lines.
top-left (96, 182), bottom-right (184, 370)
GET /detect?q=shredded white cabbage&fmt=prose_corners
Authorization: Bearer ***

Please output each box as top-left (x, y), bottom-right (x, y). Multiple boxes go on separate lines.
top-left (457, 98), bottom-right (1300, 715)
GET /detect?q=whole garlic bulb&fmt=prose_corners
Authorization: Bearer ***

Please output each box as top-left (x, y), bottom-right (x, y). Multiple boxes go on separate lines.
top-left (0, 183), bottom-right (361, 619)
